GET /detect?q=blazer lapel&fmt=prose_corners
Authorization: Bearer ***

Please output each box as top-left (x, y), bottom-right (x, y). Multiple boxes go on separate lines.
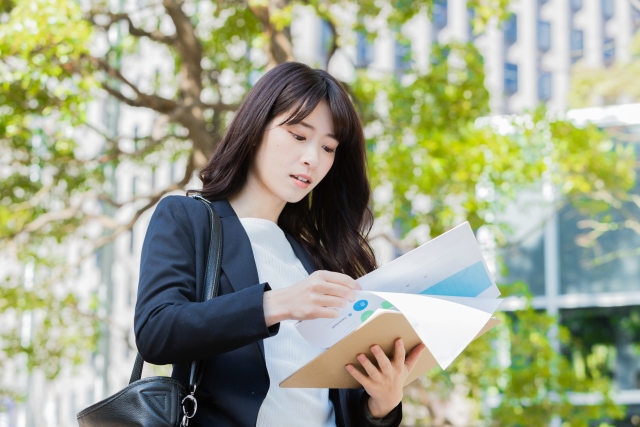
top-left (285, 232), bottom-right (317, 275)
top-left (211, 199), bottom-right (260, 294)
top-left (211, 199), bottom-right (267, 358)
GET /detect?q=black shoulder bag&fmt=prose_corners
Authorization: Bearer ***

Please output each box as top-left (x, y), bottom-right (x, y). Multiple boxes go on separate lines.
top-left (77, 195), bottom-right (222, 427)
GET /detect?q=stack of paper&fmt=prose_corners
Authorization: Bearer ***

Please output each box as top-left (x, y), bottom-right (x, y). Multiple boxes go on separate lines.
top-left (283, 222), bottom-right (503, 389)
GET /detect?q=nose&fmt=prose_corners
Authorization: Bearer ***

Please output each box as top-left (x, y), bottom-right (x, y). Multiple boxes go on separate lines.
top-left (300, 142), bottom-right (319, 169)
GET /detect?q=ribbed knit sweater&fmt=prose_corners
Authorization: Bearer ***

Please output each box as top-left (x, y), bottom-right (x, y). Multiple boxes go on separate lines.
top-left (239, 218), bottom-right (335, 427)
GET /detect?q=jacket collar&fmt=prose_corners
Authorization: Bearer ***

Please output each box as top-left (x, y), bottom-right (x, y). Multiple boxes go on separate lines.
top-left (210, 199), bottom-right (260, 294)
top-left (209, 198), bottom-right (317, 290)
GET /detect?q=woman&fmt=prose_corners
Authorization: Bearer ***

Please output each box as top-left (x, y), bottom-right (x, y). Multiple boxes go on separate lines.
top-left (134, 62), bottom-right (426, 427)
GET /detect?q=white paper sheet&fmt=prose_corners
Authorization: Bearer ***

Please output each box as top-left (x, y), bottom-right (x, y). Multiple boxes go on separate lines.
top-left (294, 221), bottom-right (502, 369)
top-left (369, 293), bottom-right (503, 368)
top-left (357, 222), bottom-right (500, 298)
top-left (295, 290), bottom-right (396, 348)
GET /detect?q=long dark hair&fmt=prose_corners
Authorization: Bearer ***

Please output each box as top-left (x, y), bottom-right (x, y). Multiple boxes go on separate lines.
top-left (191, 62), bottom-right (377, 278)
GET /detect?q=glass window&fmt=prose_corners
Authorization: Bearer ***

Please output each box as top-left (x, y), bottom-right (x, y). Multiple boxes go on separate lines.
top-left (468, 8), bottom-right (476, 39)
top-left (633, 6), bottom-right (640, 29)
top-left (602, 0), bottom-right (614, 19)
top-left (395, 39), bottom-right (411, 71)
top-left (559, 126), bottom-right (640, 295)
top-left (538, 72), bottom-right (552, 100)
top-left (504, 62), bottom-right (518, 95)
top-left (356, 32), bottom-right (374, 68)
top-left (319, 19), bottom-right (332, 65)
top-left (603, 37), bottom-right (616, 64)
top-left (560, 205), bottom-right (640, 295)
top-left (433, 0), bottom-right (448, 27)
top-left (571, 29), bottom-right (584, 61)
top-left (504, 14), bottom-right (518, 44)
top-left (538, 21), bottom-right (552, 52)
top-left (497, 228), bottom-right (546, 296)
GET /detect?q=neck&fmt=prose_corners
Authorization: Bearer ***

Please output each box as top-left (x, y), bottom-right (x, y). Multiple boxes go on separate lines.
top-left (228, 175), bottom-right (286, 223)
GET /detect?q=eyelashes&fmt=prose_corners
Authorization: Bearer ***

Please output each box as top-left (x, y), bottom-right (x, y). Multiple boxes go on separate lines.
top-left (289, 131), bottom-right (336, 154)
top-left (290, 132), bottom-right (305, 141)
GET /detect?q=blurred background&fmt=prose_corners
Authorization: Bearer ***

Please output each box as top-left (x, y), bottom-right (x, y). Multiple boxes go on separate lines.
top-left (0, 0), bottom-right (639, 426)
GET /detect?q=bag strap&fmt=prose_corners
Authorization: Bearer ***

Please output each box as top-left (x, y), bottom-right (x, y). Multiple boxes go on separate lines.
top-left (129, 194), bottom-right (223, 388)
top-left (188, 194), bottom-right (223, 391)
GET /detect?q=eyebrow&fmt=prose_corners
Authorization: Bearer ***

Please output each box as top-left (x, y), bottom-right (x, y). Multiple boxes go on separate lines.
top-left (298, 120), bottom-right (338, 142)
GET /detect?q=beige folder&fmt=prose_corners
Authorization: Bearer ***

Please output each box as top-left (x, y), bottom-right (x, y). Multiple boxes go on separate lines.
top-left (281, 311), bottom-right (500, 389)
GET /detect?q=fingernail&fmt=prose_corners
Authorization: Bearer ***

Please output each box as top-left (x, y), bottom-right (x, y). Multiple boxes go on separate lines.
top-left (357, 354), bottom-right (365, 360)
top-left (398, 339), bottom-right (403, 346)
top-left (346, 365), bottom-right (353, 371)
top-left (371, 345), bottom-right (379, 353)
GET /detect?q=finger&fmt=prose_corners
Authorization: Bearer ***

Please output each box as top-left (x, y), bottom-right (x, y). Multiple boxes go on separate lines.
top-left (371, 345), bottom-right (393, 375)
top-left (304, 307), bottom-right (342, 320)
top-left (319, 271), bottom-right (360, 291)
top-left (316, 282), bottom-right (356, 302)
top-left (313, 294), bottom-right (348, 309)
top-left (346, 364), bottom-right (373, 388)
top-left (357, 353), bottom-right (382, 381)
top-left (404, 343), bottom-right (427, 373)
top-left (392, 338), bottom-right (406, 370)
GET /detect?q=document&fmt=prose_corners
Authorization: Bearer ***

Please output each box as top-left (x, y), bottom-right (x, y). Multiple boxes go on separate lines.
top-left (295, 222), bottom-right (503, 369)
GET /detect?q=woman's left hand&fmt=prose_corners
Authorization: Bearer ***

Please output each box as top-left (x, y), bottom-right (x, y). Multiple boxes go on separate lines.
top-left (345, 339), bottom-right (426, 418)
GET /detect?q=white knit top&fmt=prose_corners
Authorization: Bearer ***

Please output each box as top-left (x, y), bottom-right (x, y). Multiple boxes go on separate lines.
top-left (239, 218), bottom-right (335, 427)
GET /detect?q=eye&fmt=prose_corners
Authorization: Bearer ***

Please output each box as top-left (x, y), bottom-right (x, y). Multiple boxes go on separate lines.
top-left (289, 132), bottom-right (305, 141)
top-left (322, 145), bottom-right (336, 154)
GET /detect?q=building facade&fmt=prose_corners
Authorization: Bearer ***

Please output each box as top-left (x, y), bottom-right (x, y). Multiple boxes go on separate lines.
top-left (2, 1), bottom-right (639, 426)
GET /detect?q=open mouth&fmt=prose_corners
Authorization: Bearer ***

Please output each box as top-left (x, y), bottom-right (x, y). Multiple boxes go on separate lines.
top-left (290, 175), bottom-right (311, 184)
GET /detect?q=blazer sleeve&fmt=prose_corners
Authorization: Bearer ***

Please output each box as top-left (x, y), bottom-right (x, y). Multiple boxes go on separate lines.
top-left (349, 390), bottom-right (402, 427)
top-left (134, 197), bottom-right (279, 365)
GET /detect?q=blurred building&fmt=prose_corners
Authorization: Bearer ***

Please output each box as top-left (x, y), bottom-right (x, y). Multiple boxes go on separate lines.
top-left (497, 103), bottom-right (640, 426)
top-left (3, 1), bottom-right (640, 427)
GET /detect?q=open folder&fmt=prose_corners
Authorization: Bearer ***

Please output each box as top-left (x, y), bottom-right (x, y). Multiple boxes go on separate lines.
top-left (281, 310), bottom-right (500, 389)
top-left (282, 222), bottom-right (503, 389)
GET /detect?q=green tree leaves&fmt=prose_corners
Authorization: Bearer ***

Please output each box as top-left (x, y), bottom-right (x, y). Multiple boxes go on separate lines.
top-left (0, 1), bottom-right (634, 425)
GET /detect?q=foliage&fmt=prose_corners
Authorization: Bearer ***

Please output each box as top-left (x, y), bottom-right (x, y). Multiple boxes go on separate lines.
top-left (0, 0), bottom-right (100, 386)
top-left (0, 0), bottom-right (635, 425)
top-left (356, 44), bottom-right (635, 239)
top-left (569, 32), bottom-right (640, 108)
top-left (566, 28), bottom-right (640, 267)
top-left (402, 283), bottom-right (625, 427)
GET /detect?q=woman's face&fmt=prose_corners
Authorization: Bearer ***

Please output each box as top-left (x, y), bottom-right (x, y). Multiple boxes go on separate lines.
top-left (248, 100), bottom-right (338, 204)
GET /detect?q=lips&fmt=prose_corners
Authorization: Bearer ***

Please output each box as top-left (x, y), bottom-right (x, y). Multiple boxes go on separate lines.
top-left (290, 174), bottom-right (312, 189)
top-left (290, 174), bottom-right (311, 184)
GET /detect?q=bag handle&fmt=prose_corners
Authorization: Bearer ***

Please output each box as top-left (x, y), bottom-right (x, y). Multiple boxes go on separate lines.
top-left (129, 194), bottom-right (223, 390)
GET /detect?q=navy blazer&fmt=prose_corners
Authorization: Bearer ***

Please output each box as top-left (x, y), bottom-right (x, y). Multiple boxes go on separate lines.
top-left (134, 195), bottom-right (402, 427)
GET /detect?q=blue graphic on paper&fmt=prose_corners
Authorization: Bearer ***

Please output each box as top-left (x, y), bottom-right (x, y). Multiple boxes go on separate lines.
top-left (353, 300), bottom-right (369, 311)
top-left (419, 261), bottom-right (492, 297)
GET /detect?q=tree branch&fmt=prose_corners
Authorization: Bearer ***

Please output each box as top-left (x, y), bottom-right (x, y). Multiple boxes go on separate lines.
top-left (92, 57), bottom-right (177, 114)
top-left (161, 0), bottom-right (218, 161)
top-left (162, 0), bottom-right (202, 91)
top-left (583, 246), bottom-right (640, 268)
top-left (247, 0), bottom-right (296, 69)
top-left (87, 10), bottom-right (177, 45)
top-left (199, 101), bottom-right (240, 111)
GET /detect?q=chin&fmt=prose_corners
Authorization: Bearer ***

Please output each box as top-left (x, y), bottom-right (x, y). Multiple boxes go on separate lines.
top-left (280, 189), bottom-right (311, 204)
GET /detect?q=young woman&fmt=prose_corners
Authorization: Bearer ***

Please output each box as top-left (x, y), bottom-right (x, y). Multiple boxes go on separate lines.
top-left (134, 61), bottom-right (426, 427)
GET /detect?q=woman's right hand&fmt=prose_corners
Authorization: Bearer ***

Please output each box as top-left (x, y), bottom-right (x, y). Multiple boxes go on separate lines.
top-left (263, 270), bottom-right (361, 327)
